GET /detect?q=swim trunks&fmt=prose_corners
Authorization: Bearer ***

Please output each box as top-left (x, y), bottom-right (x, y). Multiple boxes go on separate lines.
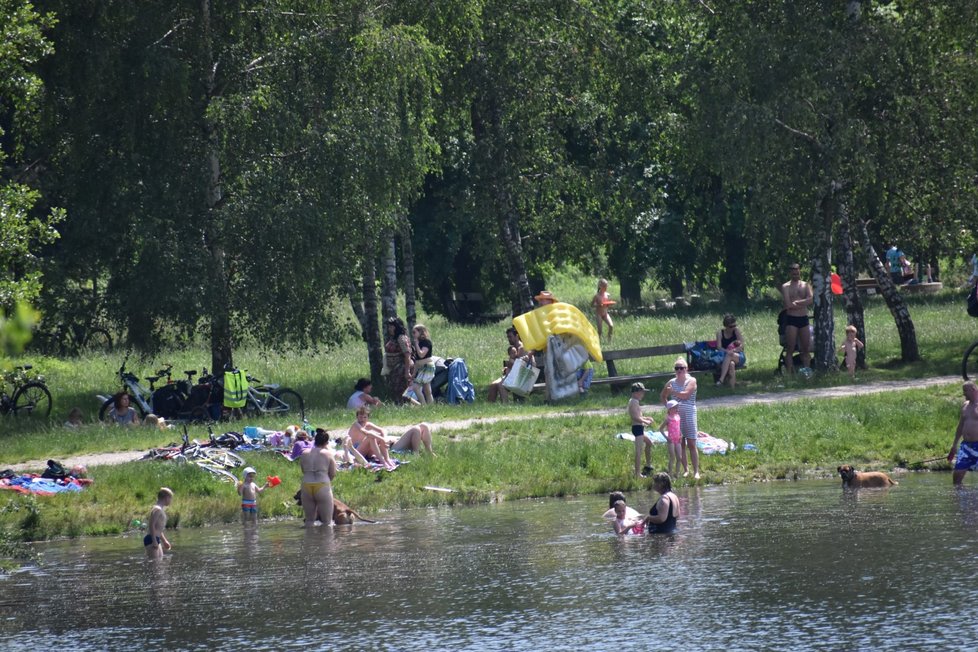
top-left (784, 314), bottom-right (810, 329)
top-left (955, 441), bottom-right (978, 471)
top-left (241, 499), bottom-right (257, 514)
top-left (631, 424), bottom-right (645, 438)
top-left (143, 534), bottom-right (161, 547)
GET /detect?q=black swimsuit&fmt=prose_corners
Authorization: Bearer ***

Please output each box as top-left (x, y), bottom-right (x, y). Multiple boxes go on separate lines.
top-left (648, 495), bottom-right (678, 534)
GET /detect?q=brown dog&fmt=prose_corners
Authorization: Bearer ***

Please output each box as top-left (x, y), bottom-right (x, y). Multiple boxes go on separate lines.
top-left (332, 497), bottom-right (376, 525)
top-left (838, 464), bottom-right (898, 489)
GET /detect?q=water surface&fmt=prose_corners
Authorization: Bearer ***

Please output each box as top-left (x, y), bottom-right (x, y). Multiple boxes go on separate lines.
top-left (1, 473), bottom-right (976, 650)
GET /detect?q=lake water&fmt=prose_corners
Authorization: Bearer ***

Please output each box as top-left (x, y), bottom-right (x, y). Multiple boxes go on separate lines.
top-left (1, 473), bottom-right (977, 651)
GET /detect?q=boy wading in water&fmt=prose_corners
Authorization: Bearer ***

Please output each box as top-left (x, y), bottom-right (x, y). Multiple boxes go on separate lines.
top-left (628, 382), bottom-right (656, 478)
top-left (145, 487), bottom-right (173, 560)
top-left (949, 381), bottom-right (978, 486)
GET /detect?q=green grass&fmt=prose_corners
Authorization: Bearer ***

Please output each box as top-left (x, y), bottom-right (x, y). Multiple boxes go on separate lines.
top-left (0, 277), bottom-right (974, 541)
top-left (0, 385), bottom-right (960, 541)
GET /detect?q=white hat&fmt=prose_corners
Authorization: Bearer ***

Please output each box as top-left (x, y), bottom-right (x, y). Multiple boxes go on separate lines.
top-left (665, 400), bottom-right (679, 410)
top-left (242, 467), bottom-right (256, 477)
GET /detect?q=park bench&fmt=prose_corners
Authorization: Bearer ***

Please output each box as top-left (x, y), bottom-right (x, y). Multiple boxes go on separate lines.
top-left (590, 343), bottom-right (714, 394)
top-left (854, 278), bottom-right (943, 294)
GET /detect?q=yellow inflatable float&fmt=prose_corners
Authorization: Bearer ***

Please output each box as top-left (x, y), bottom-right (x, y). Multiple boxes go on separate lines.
top-left (512, 302), bottom-right (603, 362)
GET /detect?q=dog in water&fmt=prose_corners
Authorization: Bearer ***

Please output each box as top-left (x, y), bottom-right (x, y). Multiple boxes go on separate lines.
top-left (332, 497), bottom-right (376, 525)
top-left (293, 491), bottom-right (375, 524)
top-left (837, 464), bottom-right (898, 489)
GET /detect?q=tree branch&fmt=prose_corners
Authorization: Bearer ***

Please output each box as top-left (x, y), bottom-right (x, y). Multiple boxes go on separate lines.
top-left (774, 117), bottom-right (820, 149)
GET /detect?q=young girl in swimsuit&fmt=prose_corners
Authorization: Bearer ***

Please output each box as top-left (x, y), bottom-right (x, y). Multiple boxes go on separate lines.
top-left (591, 278), bottom-right (615, 341)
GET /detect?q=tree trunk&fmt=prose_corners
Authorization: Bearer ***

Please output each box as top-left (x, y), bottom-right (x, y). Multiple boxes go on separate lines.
top-left (380, 236), bottom-right (397, 326)
top-left (361, 263), bottom-right (384, 388)
top-left (859, 219), bottom-right (919, 361)
top-left (201, 0), bottom-right (232, 373)
top-left (499, 202), bottom-right (534, 316)
top-left (811, 189), bottom-right (835, 371)
top-left (719, 189), bottom-right (749, 302)
top-left (837, 204), bottom-right (866, 368)
top-left (400, 218), bottom-right (417, 333)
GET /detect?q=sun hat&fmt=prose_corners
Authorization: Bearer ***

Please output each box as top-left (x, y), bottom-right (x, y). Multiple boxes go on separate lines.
top-left (631, 382), bottom-right (647, 393)
top-left (242, 467), bottom-right (257, 477)
top-left (534, 290), bottom-right (556, 303)
top-left (665, 399), bottom-right (679, 410)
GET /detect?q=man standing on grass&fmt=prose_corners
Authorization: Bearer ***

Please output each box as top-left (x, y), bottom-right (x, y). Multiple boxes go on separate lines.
top-left (949, 382), bottom-right (978, 486)
top-left (781, 263), bottom-right (813, 375)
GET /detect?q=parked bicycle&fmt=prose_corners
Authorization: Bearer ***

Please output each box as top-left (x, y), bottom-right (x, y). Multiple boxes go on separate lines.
top-left (963, 339), bottom-right (978, 381)
top-left (242, 374), bottom-right (305, 421)
top-left (98, 353), bottom-right (208, 421)
top-left (0, 365), bottom-right (53, 418)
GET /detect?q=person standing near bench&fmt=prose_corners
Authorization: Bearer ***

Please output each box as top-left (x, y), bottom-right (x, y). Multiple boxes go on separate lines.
top-left (660, 359), bottom-right (700, 480)
top-left (781, 263), bottom-right (813, 375)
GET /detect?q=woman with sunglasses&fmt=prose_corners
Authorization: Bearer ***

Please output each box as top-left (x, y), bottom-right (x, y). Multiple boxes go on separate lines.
top-left (660, 358), bottom-right (700, 480)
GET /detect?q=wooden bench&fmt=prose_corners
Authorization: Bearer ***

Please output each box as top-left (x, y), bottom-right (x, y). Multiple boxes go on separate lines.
top-left (591, 344), bottom-right (716, 394)
top-left (854, 278), bottom-right (943, 294)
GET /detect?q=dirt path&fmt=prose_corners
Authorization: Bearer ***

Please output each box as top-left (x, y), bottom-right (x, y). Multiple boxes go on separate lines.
top-left (8, 375), bottom-right (960, 472)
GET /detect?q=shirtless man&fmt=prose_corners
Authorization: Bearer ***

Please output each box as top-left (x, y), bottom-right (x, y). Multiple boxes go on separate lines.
top-left (781, 263), bottom-right (813, 374)
top-left (948, 382), bottom-right (978, 486)
top-left (348, 406), bottom-right (398, 470)
top-left (299, 430), bottom-right (337, 526)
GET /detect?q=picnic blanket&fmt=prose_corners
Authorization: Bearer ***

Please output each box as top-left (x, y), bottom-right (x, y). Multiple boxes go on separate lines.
top-left (0, 474), bottom-right (91, 495)
top-left (615, 431), bottom-right (733, 454)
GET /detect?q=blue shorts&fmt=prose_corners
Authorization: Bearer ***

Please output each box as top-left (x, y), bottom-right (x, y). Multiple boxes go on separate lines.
top-left (955, 442), bottom-right (978, 471)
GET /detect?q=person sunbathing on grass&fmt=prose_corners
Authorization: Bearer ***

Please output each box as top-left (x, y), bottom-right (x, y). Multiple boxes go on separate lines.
top-left (348, 406), bottom-right (399, 471)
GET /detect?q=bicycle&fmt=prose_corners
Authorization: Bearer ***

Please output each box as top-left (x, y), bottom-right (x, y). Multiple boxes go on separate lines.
top-left (98, 353), bottom-right (180, 421)
top-left (0, 365), bottom-right (53, 418)
top-left (963, 339), bottom-right (978, 380)
top-left (242, 374), bottom-right (305, 421)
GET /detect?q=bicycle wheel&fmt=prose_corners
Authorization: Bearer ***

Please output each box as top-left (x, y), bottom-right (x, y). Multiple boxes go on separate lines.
top-left (963, 340), bottom-right (978, 381)
top-left (195, 461), bottom-right (239, 483)
top-left (267, 388), bottom-right (305, 419)
top-left (99, 396), bottom-right (148, 422)
top-left (82, 327), bottom-right (113, 352)
top-left (202, 447), bottom-right (245, 469)
top-left (12, 382), bottom-right (52, 418)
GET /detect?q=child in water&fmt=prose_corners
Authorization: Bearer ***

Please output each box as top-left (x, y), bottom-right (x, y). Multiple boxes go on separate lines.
top-left (661, 400), bottom-right (684, 477)
top-left (237, 467), bottom-right (270, 524)
top-left (612, 500), bottom-right (645, 535)
top-left (591, 278), bottom-right (615, 341)
top-left (837, 325), bottom-right (865, 380)
top-left (145, 487), bottom-right (173, 560)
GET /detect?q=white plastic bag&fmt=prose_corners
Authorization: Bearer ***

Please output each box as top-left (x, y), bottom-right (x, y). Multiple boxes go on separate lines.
top-left (502, 358), bottom-right (540, 397)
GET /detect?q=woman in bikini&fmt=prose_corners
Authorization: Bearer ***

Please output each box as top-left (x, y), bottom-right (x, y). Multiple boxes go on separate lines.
top-left (298, 430), bottom-right (336, 527)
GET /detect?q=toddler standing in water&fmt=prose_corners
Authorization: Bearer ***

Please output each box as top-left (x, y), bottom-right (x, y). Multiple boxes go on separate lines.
top-left (591, 278), bottom-right (615, 341)
top-left (237, 467), bottom-right (270, 524)
top-left (838, 325), bottom-right (865, 380)
top-left (661, 400), bottom-right (684, 477)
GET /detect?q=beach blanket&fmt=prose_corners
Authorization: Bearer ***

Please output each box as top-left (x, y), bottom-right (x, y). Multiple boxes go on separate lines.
top-left (616, 431), bottom-right (732, 454)
top-left (0, 474), bottom-right (90, 496)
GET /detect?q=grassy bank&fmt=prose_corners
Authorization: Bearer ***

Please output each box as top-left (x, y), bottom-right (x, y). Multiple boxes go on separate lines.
top-left (0, 385), bottom-right (961, 541)
top-left (1, 286), bottom-right (974, 440)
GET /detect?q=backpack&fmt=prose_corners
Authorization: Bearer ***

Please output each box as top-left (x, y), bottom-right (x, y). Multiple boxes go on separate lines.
top-left (968, 285), bottom-right (978, 318)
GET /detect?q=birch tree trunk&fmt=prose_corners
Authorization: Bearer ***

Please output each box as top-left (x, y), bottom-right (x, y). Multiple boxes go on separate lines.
top-left (361, 263), bottom-right (384, 387)
top-left (400, 218), bottom-right (417, 333)
top-left (201, 0), bottom-right (233, 373)
top-left (380, 235), bottom-right (397, 326)
top-left (837, 204), bottom-right (866, 368)
top-left (811, 188), bottom-right (836, 371)
top-left (859, 219), bottom-right (919, 361)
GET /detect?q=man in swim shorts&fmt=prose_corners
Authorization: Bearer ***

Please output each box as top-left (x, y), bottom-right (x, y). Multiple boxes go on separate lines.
top-left (949, 382), bottom-right (978, 486)
top-left (145, 487), bottom-right (173, 560)
top-left (781, 263), bottom-right (813, 374)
